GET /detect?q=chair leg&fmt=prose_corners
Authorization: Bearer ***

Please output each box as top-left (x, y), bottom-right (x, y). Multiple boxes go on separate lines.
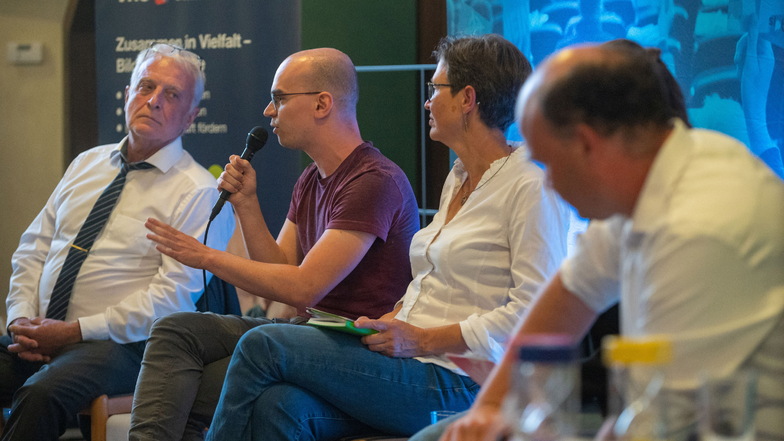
top-left (79, 394), bottom-right (134, 441)
top-left (90, 395), bottom-right (109, 441)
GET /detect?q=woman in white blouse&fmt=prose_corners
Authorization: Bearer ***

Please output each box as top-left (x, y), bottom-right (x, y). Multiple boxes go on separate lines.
top-left (203, 34), bottom-right (574, 441)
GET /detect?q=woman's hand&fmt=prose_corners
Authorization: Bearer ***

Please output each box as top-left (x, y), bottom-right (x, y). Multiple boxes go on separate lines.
top-left (355, 317), bottom-right (429, 358)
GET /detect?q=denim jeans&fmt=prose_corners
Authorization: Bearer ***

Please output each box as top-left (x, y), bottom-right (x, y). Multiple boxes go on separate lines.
top-left (205, 324), bottom-right (480, 441)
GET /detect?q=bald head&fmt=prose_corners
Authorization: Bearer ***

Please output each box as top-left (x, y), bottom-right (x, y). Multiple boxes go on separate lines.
top-left (517, 44), bottom-right (675, 145)
top-left (283, 48), bottom-right (359, 116)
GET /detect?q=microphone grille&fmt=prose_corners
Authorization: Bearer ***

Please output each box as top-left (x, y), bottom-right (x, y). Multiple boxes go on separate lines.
top-left (246, 126), bottom-right (269, 153)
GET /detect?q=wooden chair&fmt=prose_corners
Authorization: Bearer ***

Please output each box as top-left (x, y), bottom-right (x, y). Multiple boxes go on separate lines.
top-left (80, 394), bottom-right (133, 441)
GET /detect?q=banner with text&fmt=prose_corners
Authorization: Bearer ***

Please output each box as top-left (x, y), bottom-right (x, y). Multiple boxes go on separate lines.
top-left (96, 0), bottom-right (303, 235)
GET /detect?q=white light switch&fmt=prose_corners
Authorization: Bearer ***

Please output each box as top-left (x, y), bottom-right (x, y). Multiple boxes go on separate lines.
top-left (7, 42), bottom-right (44, 65)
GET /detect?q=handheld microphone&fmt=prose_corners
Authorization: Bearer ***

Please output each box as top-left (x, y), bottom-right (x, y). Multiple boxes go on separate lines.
top-left (209, 126), bottom-right (269, 221)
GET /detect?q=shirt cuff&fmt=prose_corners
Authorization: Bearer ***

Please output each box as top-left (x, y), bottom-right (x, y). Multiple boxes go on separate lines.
top-left (78, 313), bottom-right (110, 341)
top-left (458, 320), bottom-right (479, 353)
top-left (559, 257), bottom-right (605, 313)
top-left (6, 304), bottom-right (35, 331)
top-left (458, 318), bottom-right (505, 363)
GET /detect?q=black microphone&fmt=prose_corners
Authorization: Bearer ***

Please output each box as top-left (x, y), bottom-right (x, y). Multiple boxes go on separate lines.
top-left (209, 126), bottom-right (269, 221)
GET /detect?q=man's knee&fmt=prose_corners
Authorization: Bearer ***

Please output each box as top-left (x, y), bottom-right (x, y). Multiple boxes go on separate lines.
top-left (15, 379), bottom-right (48, 402)
top-left (13, 375), bottom-right (71, 411)
top-left (148, 312), bottom-right (225, 349)
top-left (150, 311), bottom-right (203, 334)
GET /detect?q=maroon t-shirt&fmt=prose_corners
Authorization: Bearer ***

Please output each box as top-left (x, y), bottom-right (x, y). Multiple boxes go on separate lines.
top-left (287, 142), bottom-right (420, 319)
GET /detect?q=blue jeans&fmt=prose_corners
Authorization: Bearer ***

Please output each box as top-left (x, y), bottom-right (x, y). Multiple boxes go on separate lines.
top-left (205, 324), bottom-right (480, 441)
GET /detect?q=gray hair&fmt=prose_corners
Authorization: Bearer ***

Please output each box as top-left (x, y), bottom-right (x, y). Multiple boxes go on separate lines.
top-left (433, 34), bottom-right (532, 131)
top-left (131, 44), bottom-right (205, 110)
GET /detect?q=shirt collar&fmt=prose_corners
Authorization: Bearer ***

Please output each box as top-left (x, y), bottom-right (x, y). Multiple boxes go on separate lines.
top-left (630, 119), bottom-right (692, 232)
top-left (110, 136), bottom-right (185, 173)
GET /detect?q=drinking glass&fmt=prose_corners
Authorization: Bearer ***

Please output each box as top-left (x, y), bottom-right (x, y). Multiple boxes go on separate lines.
top-left (430, 410), bottom-right (460, 425)
top-left (698, 370), bottom-right (757, 441)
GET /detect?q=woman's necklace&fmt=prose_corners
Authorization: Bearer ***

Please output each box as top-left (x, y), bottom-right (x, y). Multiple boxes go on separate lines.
top-left (460, 150), bottom-right (513, 206)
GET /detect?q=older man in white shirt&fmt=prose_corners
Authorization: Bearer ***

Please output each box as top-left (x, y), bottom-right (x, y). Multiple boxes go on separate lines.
top-left (1, 43), bottom-right (234, 440)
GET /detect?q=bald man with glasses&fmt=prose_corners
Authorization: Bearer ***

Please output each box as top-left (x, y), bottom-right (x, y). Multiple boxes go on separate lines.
top-left (1, 43), bottom-right (235, 440)
top-left (127, 47), bottom-right (420, 441)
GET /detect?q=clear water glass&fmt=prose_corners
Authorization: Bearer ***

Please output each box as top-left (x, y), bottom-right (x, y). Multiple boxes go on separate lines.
top-left (698, 370), bottom-right (757, 441)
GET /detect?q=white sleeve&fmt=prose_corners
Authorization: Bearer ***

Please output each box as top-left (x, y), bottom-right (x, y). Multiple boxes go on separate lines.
top-left (559, 218), bottom-right (623, 313)
top-left (5, 160), bottom-right (79, 330)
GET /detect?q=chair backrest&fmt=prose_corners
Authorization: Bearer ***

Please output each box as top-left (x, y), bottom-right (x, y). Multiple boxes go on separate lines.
top-left (195, 274), bottom-right (242, 316)
top-left (195, 215), bottom-right (244, 316)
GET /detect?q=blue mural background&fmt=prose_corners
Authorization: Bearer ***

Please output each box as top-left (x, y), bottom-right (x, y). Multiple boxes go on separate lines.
top-left (448, 0), bottom-right (784, 178)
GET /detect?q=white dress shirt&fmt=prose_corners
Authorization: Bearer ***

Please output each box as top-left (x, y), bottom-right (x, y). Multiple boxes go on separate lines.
top-left (6, 137), bottom-right (235, 342)
top-left (396, 145), bottom-right (573, 373)
top-left (561, 120), bottom-right (784, 439)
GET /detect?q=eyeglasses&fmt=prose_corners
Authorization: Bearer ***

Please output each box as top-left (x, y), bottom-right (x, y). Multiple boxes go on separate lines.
top-left (145, 42), bottom-right (204, 71)
top-left (426, 82), bottom-right (454, 100)
top-left (270, 91), bottom-right (323, 110)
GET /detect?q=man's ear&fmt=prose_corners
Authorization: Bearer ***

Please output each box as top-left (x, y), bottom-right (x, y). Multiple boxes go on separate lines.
top-left (314, 92), bottom-right (334, 118)
top-left (184, 106), bottom-right (199, 129)
top-left (573, 123), bottom-right (602, 157)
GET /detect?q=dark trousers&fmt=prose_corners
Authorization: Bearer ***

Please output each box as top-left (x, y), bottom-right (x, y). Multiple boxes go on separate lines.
top-left (0, 334), bottom-right (145, 441)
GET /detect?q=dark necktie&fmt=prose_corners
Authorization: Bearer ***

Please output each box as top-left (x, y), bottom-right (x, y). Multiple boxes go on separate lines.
top-left (46, 160), bottom-right (155, 321)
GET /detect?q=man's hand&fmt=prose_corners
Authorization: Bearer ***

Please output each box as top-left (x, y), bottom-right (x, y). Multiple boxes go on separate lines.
top-left (355, 317), bottom-right (429, 358)
top-left (7, 318), bottom-right (40, 358)
top-left (217, 155), bottom-right (258, 210)
top-left (7, 318), bottom-right (82, 362)
top-left (146, 217), bottom-right (213, 269)
top-left (439, 403), bottom-right (509, 441)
